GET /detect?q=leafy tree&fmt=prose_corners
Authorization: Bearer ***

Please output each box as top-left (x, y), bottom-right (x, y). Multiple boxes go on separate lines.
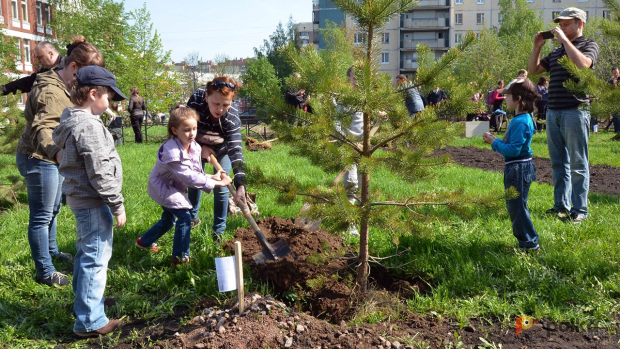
top-left (212, 53), bottom-right (240, 76)
top-left (124, 4), bottom-right (183, 113)
top-left (244, 0), bottom-right (478, 292)
top-left (451, 0), bottom-right (544, 94)
top-left (50, 0), bottom-right (129, 87)
top-left (0, 33), bottom-right (25, 208)
top-left (254, 16), bottom-right (298, 83)
top-left (179, 51), bottom-right (203, 96)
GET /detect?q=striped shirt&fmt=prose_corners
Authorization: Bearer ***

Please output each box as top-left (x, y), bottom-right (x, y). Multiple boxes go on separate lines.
top-left (540, 36), bottom-right (599, 110)
top-left (187, 88), bottom-right (246, 188)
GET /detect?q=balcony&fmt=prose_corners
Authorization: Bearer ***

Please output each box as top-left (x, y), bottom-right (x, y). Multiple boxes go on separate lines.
top-left (400, 60), bottom-right (419, 70)
top-left (401, 17), bottom-right (450, 30)
top-left (400, 38), bottom-right (449, 50)
top-left (409, 0), bottom-right (450, 8)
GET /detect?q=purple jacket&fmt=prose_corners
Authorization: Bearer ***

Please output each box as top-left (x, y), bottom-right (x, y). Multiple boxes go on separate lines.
top-left (148, 138), bottom-right (215, 209)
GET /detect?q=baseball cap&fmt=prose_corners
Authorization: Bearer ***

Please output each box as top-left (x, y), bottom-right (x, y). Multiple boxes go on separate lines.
top-left (554, 7), bottom-right (587, 24)
top-left (75, 66), bottom-right (127, 101)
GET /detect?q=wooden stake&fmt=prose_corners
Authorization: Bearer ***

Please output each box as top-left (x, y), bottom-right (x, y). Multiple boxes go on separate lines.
top-left (234, 241), bottom-right (245, 314)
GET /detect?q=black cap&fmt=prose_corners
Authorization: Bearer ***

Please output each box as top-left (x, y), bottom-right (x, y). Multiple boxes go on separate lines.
top-left (75, 66), bottom-right (127, 101)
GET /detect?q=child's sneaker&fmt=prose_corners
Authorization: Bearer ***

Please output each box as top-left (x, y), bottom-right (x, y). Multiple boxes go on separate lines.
top-left (136, 237), bottom-right (159, 252)
top-left (348, 224), bottom-right (360, 237)
top-left (172, 256), bottom-right (193, 265)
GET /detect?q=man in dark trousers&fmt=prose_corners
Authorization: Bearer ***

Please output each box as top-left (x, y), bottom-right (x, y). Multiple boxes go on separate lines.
top-left (528, 7), bottom-right (599, 223)
top-left (427, 86), bottom-right (447, 106)
top-left (1, 41), bottom-right (61, 95)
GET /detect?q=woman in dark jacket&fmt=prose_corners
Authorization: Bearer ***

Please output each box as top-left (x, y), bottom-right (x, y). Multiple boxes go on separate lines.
top-left (128, 87), bottom-right (145, 143)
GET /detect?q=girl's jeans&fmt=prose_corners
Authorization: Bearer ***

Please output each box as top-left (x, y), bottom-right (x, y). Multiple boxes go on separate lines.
top-left (188, 154), bottom-right (231, 235)
top-left (71, 205), bottom-right (114, 333)
top-left (504, 160), bottom-right (539, 249)
top-left (141, 207), bottom-right (192, 259)
top-left (15, 152), bottom-right (63, 279)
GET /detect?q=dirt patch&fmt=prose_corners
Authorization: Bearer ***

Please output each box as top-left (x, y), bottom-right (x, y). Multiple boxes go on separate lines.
top-left (223, 216), bottom-right (429, 323)
top-left (438, 146), bottom-right (620, 196)
top-left (73, 216), bottom-right (620, 348)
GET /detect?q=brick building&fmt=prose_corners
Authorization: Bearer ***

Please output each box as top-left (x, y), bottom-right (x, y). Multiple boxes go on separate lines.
top-left (1, 0), bottom-right (55, 107)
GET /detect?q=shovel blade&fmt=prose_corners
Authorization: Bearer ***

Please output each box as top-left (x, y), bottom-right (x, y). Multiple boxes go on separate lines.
top-left (252, 239), bottom-right (294, 265)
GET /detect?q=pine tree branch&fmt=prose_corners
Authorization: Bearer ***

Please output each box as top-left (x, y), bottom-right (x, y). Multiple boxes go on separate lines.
top-left (370, 199), bottom-right (451, 213)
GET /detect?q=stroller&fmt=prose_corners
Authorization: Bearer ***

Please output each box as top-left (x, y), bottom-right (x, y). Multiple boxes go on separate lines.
top-left (490, 109), bottom-right (507, 132)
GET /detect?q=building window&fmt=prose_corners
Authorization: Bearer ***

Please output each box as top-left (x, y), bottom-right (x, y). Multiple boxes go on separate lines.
top-left (381, 53), bottom-right (389, 64)
top-left (44, 4), bottom-right (51, 23)
top-left (455, 13), bottom-right (463, 24)
top-left (552, 11), bottom-right (560, 19)
top-left (382, 32), bottom-right (389, 43)
top-left (477, 0), bottom-right (484, 4)
top-left (354, 32), bottom-right (366, 44)
top-left (11, 0), bottom-right (18, 20)
top-left (24, 39), bottom-right (30, 64)
top-left (577, 0), bottom-right (588, 2)
top-left (603, 10), bottom-right (611, 19)
top-left (552, 0), bottom-right (560, 2)
top-left (498, 13), bottom-right (503, 23)
top-left (36, 1), bottom-right (42, 25)
top-left (476, 13), bottom-right (484, 24)
top-left (16, 40), bottom-right (21, 61)
top-left (455, 33), bottom-right (462, 44)
top-left (21, 0), bottom-right (28, 21)
top-left (455, 0), bottom-right (463, 4)
top-left (526, 0), bottom-right (533, 2)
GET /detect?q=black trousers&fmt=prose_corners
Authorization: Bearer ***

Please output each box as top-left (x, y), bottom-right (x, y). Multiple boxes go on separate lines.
top-left (130, 116), bottom-right (143, 143)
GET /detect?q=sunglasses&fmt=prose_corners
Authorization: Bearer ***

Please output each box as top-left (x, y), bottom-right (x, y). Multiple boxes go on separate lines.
top-left (211, 80), bottom-right (236, 90)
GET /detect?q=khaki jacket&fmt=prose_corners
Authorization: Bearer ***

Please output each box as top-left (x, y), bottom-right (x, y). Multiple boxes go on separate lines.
top-left (17, 68), bottom-right (72, 163)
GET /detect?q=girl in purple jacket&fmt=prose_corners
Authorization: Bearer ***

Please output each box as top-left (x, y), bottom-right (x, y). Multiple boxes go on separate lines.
top-left (136, 107), bottom-right (231, 264)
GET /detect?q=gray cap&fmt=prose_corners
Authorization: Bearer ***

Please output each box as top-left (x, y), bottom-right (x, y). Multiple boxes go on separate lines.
top-left (554, 7), bottom-right (587, 23)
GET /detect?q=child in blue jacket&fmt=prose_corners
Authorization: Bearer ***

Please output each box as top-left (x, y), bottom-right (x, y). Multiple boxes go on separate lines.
top-left (482, 78), bottom-right (541, 252)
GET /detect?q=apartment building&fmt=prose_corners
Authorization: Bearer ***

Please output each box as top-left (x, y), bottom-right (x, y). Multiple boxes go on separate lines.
top-left (452, 0), bottom-right (610, 46)
top-left (313, 0), bottom-right (611, 79)
top-left (1, 0), bottom-right (55, 107)
top-left (296, 22), bottom-right (314, 48)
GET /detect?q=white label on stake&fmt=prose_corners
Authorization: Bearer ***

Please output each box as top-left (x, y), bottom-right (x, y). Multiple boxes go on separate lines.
top-left (215, 256), bottom-right (237, 292)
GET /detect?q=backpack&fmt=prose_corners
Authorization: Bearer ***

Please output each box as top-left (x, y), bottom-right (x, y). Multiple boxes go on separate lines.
top-left (486, 90), bottom-right (495, 105)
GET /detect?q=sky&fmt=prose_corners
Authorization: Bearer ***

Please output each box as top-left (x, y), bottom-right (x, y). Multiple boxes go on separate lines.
top-left (121, 0), bottom-right (313, 63)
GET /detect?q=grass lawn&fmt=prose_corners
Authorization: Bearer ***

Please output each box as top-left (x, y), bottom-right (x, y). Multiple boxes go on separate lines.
top-left (0, 125), bottom-right (619, 347)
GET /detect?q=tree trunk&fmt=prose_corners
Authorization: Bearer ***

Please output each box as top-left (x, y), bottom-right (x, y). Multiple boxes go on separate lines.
top-left (356, 23), bottom-right (375, 293)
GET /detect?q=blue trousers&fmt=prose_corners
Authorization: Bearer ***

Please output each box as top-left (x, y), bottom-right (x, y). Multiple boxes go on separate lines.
top-left (504, 160), bottom-right (539, 249)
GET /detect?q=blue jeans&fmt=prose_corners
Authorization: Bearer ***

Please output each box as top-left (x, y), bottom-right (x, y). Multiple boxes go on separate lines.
top-left (504, 160), bottom-right (539, 249)
top-left (71, 205), bottom-right (114, 333)
top-left (141, 207), bottom-right (191, 259)
top-left (15, 152), bottom-right (64, 279)
top-left (546, 107), bottom-right (590, 215)
top-left (188, 154), bottom-right (231, 235)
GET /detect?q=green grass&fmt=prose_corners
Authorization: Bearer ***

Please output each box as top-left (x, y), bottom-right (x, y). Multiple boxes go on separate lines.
top-left (1, 128), bottom-right (620, 347)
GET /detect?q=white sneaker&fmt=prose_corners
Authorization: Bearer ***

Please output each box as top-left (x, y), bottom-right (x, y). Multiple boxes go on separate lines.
top-left (348, 224), bottom-right (360, 236)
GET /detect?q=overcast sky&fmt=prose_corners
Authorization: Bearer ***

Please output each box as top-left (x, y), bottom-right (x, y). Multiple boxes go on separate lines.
top-left (122, 0), bottom-right (313, 63)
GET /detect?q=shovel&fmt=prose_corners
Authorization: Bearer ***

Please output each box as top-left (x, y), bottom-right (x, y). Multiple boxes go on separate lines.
top-left (208, 154), bottom-right (293, 264)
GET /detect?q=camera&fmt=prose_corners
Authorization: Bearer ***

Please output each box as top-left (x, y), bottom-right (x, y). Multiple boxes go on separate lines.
top-left (541, 30), bottom-right (554, 39)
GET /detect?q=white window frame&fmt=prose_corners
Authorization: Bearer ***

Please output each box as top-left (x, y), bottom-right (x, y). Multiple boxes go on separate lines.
top-left (36, 1), bottom-right (42, 25)
top-left (455, 0), bottom-right (463, 4)
top-left (44, 3), bottom-right (51, 23)
top-left (477, 0), bottom-right (484, 4)
top-left (603, 10), bottom-right (610, 19)
top-left (455, 33), bottom-right (462, 44)
top-left (455, 13), bottom-right (463, 24)
top-left (23, 39), bottom-right (30, 64)
top-left (476, 13), bottom-right (484, 24)
top-left (381, 52), bottom-right (389, 64)
top-left (21, 0), bottom-right (28, 21)
top-left (498, 13), bottom-right (503, 23)
top-left (354, 32), bottom-right (366, 44)
top-left (576, 0), bottom-right (588, 2)
top-left (552, 11), bottom-right (560, 19)
top-left (11, 0), bottom-right (19, 20)
top-left (382, 32), bottom-right (390, 43)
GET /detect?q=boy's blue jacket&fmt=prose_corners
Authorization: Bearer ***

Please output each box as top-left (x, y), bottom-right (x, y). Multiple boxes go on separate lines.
top-left (491, 113), bottom-right (535, 160)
